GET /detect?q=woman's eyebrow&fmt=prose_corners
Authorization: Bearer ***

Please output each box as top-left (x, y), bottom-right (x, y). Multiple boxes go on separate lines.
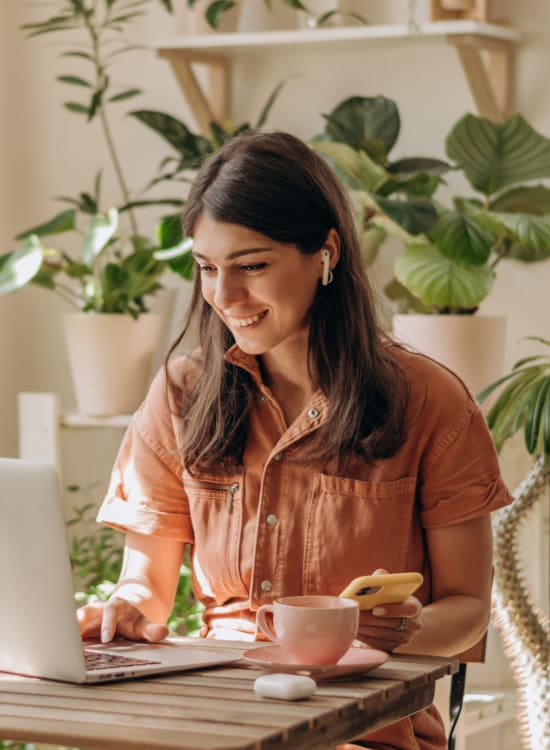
top-left (193, 247), bottom-right (273, 261)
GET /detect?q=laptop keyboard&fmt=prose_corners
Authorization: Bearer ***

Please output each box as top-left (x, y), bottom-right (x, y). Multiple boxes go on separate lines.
top-left (85, 650), bottom-right (162, 671)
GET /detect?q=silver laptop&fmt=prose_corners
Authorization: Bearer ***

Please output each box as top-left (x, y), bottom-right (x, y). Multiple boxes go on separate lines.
top-left (0, 457), bottom-right (240, 683)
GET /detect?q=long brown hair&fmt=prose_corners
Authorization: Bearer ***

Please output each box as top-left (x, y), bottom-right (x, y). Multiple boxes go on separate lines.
top-left (167, 131), bottom-right (408, 471)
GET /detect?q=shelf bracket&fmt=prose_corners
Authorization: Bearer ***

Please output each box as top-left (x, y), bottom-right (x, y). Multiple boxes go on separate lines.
top-left (157, 49), bottom-right (231, 135)
top-left (447, 34), bottom-right (516, 122)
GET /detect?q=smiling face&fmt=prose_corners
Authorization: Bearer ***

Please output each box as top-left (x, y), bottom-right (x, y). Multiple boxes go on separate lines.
top-left (193, 213), bottom-right (326, 360)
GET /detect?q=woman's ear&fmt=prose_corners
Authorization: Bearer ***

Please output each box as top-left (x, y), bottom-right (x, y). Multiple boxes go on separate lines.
top-left (320, 229), bottom-right (341, 285)
top-left (324, 228), bottom-right (341, 267)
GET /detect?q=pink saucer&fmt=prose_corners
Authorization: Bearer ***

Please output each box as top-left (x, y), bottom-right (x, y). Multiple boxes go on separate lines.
top-left (241, 645), bottom-right (388, 680)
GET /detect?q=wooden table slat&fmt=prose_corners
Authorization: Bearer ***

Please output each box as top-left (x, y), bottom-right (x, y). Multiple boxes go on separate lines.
top-left (0, 715), bottom-right (260, 750)
top-left (0, 647), bottom-right (458, 750)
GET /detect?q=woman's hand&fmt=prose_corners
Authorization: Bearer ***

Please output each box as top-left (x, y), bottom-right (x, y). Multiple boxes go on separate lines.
top-left (77, 597), bottom-right (169, 644)
top-left (353, 568), bottom-right (423, 652)
top-left (355, 595), bottom-right (423, 652)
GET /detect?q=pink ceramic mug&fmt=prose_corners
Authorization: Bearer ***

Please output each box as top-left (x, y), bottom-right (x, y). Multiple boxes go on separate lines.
top-left (256, 595), bottom-right (359, 665)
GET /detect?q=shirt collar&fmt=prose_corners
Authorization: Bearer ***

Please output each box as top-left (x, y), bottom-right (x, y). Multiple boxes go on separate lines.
top-left (224, 344), bottom-right (264, 388)
top-left (223, 344), bottom-right (329, 427)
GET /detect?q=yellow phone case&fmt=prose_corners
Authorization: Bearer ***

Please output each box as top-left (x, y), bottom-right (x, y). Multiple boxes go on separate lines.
top-left (339, 572), bottom-right (423, 610)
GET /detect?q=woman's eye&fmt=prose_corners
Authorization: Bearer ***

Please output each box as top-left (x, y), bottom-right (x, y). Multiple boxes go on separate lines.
top-left (198, 264), bottom-right (215, 273)
top-left (241, 263), bottom-right (267, 272)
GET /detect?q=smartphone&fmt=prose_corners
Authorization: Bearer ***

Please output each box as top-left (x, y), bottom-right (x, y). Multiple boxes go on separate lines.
top-left (339, 572), bottom-right (423, 610)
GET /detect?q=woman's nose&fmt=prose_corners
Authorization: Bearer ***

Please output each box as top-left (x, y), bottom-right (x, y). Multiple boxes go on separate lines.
top-left (213, 272), bottom-right (245, 309)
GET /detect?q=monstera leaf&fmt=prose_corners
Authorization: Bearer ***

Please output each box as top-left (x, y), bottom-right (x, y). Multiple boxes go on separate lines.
top-left (395, 243), bottom-right (495, 310)
top-left (446, 114), bottom-right (550, 197)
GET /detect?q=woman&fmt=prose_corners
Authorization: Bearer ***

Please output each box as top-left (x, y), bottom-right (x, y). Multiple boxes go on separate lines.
top-left (78, 132), bottom-right (511, 749)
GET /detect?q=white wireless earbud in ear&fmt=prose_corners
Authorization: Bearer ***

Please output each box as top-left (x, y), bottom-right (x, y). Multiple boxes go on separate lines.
top-left (321, 249), bottom-right (333, 287)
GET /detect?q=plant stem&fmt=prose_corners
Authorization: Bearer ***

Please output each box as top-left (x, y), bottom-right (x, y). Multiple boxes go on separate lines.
top-left (84, 5), bottom-right (139, 236)
top-left (52, 287), bottom-right (85, 309)
top-left (490, 237), bottom-right (512, 270)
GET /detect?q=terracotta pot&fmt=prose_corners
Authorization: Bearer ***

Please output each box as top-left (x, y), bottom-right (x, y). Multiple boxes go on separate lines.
top-left (392, 314), bottom-right (506, 399)
top-left (64, 313), bottom-right (162, 416)
top-left (173, 0), bottom-right (241, 35)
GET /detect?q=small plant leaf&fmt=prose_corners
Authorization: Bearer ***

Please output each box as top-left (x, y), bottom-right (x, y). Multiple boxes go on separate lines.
top-left (0, 236), bottom-right (44, 294)
top-left (15, 209), bottom-right (77, 239)
top-left (64, 101), bottom-right (89, 114)
top-left (57, 75), bottom-right (92, 87)
top-left (108, 88), bottom-right (142, 102)
top-left (205, 0), bottom-right (236, 28)
top-left (82, 208), bottom-right (119, 264)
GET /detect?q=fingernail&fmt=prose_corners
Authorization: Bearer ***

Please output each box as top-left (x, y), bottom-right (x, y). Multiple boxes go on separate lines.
top-left (372, 607), bottom-right (386, 616)
top-left (101, 629), bottom-right (110, 643)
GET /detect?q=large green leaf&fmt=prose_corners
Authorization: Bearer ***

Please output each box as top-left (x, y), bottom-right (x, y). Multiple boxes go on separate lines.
top-left (378, 172), bottom-right (443, 199)
top-left (446, 113), bottom-right (550, 197)
top-left (490, 185), bottom-right (550, 214)
top-left (15, 209), bottom-right (77, 240)
top-left (129, 110), bottom-right (211, 160)
top-left (395, 243), bottom-right (495, 310)
top-left (374, 196), bottom-right (437, 236)
top-left (311, 140), bottom-right (387, 192)
top-left (477, 211), bottom-right (550, 261)
top-left (430, 209), bottom-right (494, 265)
top-left (0, 236), bottom-right (44, 294)
top-left (82, 209), bottom-right (119, 264)
top-left (321, 96), bottom-right (400, 163)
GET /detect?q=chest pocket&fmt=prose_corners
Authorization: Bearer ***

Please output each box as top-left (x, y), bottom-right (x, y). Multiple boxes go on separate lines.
top-left (303, 473), bottom-right (417, 596)
top-left (183, 469), bottom-right (247, 602)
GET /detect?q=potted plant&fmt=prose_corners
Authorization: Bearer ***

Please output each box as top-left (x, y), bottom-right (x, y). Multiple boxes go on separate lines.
top-left (310, 94), bottom-right (450, 273)
top-left (477, 337), bottom-right (550, 750)
top-left (390, 112), bottom-right (550, 393)
top-left (0, 0), bottom-right (282, 415)
top-left (172, 0), bottom-right (365, 33)
top-left (312, 98), bottom-right (550, 394)
top-left (173, 0), bottom-right (307, 33)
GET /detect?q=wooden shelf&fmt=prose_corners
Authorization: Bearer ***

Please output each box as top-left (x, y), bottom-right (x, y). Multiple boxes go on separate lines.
top-left (61, 412), bottom-right (132, 429)
top-left (155, 20), bottom-right (520, 133)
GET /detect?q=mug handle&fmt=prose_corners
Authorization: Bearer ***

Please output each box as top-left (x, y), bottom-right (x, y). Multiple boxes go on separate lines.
top-left (256, 604), bottom-right (277, 642)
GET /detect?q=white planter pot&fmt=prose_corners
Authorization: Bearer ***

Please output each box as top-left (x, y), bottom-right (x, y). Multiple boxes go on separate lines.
top-left (392, 314), bottom-right (506, 398)
top-left (439, 0), bottom-right (475, 10)
top-left (173, 0), bottom-right (241, 34)
top-left (64, 313), bottom-right (162, 417)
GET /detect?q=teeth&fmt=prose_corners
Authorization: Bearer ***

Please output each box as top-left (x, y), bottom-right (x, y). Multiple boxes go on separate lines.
top-left (230, 311), bottom-right (266, 328)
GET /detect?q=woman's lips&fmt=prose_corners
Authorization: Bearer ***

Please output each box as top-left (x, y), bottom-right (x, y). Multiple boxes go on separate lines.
top-left (227, 310), bottom-right (268, 328)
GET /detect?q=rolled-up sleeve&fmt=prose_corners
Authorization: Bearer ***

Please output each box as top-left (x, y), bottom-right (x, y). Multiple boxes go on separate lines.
top-left (418, 391), bottom-right (513, 530)
top-left (97, 361), bottom-right (194, 543)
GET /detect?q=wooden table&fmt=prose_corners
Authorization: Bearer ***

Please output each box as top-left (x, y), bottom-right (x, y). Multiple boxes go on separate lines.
top-left (0, 639), bottom-right (457, 750)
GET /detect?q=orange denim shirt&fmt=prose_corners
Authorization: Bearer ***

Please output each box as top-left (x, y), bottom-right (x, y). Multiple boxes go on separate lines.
top-left (97, 344), bottom-right (512, 750)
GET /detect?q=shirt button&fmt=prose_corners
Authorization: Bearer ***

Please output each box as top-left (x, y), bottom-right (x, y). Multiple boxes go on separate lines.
top-left (307, 407), bottom-right (320, 419)
top-left (260, 579), bottom-right (273, 592)
top-left (266, 514), bottom-right (278, 525)
top-left (273, 451), bottom-right (283, 461)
